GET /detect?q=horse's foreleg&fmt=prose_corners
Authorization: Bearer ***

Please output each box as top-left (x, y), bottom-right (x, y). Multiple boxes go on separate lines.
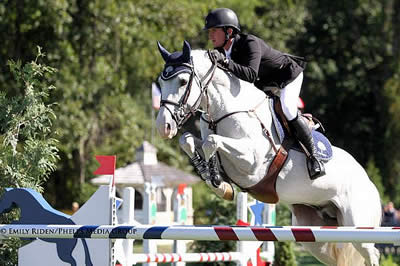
top-left (179, 132), bottom-right (204, 158)
top-left (202, 134), bottom-right (259, 174)
top-left (179, 132), bottom-right (208, 180)
top-left (179, 133), bottom-right (234, 201)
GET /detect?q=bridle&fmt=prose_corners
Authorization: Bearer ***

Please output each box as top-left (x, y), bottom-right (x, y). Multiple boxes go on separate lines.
top-left (160, 52), bottom-right (218, 129)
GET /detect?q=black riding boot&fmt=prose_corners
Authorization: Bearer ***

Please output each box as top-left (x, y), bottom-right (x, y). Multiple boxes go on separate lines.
top-left (290, 115), bottom-right (326, 179)
top-left (208, 155), bottom-right (222, 188)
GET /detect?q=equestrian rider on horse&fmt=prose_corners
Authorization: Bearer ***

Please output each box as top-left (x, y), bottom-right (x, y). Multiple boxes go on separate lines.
top-left (204, 8), bottom-right (325, 179)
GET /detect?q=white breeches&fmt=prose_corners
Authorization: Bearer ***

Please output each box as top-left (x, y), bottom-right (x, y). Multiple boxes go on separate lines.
top-left (280, 72), bottom-right (303, 121)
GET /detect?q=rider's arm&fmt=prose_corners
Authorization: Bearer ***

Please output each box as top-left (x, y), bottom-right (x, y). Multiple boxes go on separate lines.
top-left (225, 37), bottom-right (261, 83)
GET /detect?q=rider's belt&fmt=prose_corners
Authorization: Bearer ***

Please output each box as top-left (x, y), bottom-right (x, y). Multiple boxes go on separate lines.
top-left (244, 138), bottom-right (293, 204)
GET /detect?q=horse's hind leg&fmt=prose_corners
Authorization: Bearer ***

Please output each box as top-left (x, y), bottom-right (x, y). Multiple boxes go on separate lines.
top-left (351, 243), bottom-right (380, 266)
top-left (336, 188), bottom-right (381, 266)
top-left (291, 204), bottom-right (337, 265)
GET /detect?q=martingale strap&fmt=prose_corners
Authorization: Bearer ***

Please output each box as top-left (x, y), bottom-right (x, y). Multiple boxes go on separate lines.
top-left (244, 137), bottom-right (294, 204)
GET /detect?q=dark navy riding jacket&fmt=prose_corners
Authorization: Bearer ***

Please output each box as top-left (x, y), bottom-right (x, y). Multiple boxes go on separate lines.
top-left (220, 33), bottom-right (305, 89)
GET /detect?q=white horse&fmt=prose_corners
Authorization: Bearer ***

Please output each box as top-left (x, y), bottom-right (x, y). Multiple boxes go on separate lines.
top-left (155, 41), bottom-right (382, 266)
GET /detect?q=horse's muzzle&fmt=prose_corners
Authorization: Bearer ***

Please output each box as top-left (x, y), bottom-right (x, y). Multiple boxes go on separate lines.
top-left (156, 108), bottom-right (178, 139)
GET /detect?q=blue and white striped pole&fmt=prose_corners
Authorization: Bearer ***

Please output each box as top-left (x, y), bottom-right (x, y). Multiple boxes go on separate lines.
top-left (1, 224), bottom-right (400, 244)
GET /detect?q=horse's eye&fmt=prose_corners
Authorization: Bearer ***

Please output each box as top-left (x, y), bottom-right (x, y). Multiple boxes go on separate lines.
top-left (180, 79), bottom-right (188, 86)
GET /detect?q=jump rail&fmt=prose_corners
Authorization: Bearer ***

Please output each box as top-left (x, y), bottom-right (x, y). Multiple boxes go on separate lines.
top-left (133, 252), bottom-right (241, 264)
top-left (1, 224), bottom-right (400, 244)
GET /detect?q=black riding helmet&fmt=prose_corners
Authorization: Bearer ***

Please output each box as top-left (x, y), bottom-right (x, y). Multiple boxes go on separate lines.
top-left (203, 8), bottom-right (240, 32)
top-left (204, 8), bottom-right (240, 48)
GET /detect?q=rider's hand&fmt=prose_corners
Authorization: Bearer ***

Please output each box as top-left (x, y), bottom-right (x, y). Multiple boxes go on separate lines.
top-left (209, 50), bottom-right (229, 68)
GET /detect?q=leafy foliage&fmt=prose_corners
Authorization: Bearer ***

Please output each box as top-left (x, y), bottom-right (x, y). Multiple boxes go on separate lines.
top-left (0, 48), bottom-right (59, 265)
top-left (0, 0), bottom-right (400, 263)
top-left (0, 48), bottom-right (59, 190)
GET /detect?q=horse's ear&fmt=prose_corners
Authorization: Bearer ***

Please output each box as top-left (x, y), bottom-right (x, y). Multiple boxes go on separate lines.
top-left (157, 41), bottom-right (171, 62)
top-left (182, 40), bottom-right (191, 62)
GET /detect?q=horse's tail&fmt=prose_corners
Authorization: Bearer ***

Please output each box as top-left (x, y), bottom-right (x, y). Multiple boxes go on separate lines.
top-left (80, 239), bottom-right (94, 266)
top-left (327, 243), bottom-right (365, 266)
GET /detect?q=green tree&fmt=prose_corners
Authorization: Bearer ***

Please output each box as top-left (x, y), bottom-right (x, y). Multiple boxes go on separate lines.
top-left (295, 0), bottom-right (390, 160)
top-left (294, 0), bottom-right (400, 203)
top-left (366, 156), bottom-right (387, 203)
top-left (383, 70), bottom-right (400, 203)
top-left (42, 0), bottom-right (211, 206)
top-left (0, 48), bottom-right (59, 266)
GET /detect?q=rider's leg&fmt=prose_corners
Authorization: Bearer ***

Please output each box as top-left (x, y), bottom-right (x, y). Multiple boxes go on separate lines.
top-left (280, 73), bottom-right (325, 179)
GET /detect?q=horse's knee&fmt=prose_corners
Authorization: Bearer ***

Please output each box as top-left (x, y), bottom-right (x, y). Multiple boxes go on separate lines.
top-left (179, 132), bottom-right (196, 156)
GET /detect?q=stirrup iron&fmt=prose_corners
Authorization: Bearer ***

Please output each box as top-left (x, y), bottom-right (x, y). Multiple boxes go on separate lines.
top-left (307, 156), bottom-right (325, 180)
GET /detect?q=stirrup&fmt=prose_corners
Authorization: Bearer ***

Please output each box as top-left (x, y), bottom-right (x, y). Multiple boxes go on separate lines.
top-left (307, 157), bottom-right (326, 180)
top-left (190, 150), bottom-right (209, 181)
top-left (208, 155), bottom-right (222, 188)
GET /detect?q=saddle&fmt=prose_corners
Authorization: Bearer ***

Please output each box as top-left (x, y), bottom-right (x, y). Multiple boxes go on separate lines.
top-left (245, 96), bottom-right (332, 203)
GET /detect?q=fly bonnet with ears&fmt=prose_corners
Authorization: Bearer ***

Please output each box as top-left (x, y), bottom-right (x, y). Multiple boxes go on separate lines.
top-left (157, 41), bottom-right (193, 80)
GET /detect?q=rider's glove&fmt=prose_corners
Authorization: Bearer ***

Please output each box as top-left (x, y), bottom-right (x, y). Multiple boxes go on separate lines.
top-left (209, 50), bottom-right (229, 68)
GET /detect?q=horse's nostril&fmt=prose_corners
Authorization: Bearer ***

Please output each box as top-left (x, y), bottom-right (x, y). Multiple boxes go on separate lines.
top-left (166, 123), bottom-right (171, 131)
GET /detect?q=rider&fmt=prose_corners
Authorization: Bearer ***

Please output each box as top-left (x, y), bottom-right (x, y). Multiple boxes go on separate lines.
top-left (204, 8), bottom-right (325, 179)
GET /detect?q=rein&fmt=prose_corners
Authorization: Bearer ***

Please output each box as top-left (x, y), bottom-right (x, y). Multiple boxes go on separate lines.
top-left (160, 53), bottom-right (218, 129)
top-left (159, 50), bottom-right (278, 155)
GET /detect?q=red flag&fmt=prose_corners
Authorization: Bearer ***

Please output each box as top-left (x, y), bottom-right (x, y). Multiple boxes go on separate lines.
top-left (177, 183), bottom-right (187, 195)
top-left (93, 155), bottom-right (116, 175)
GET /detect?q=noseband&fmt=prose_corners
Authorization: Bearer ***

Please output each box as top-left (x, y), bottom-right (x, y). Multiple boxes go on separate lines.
top-left (160, 52), bottom-right (218, 129)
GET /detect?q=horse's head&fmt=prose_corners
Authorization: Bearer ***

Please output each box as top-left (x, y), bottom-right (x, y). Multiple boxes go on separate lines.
top-left (156, 41), bottom-right (215, 139)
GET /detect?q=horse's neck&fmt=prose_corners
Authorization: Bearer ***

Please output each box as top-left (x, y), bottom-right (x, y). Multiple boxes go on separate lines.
top-left (200, 70), bottom-right (267, 118)
top-left (192, 49), bottom-right (269, 118)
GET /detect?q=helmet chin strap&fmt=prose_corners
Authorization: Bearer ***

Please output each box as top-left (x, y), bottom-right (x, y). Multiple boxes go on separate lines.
top-left (215, 27), bottom-right (231, 49)
top-left (222, 31), bottom-right (230, 47)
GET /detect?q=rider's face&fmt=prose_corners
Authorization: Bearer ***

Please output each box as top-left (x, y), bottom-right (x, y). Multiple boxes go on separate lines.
top-left (208, 28), bottom-right (225, 48)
